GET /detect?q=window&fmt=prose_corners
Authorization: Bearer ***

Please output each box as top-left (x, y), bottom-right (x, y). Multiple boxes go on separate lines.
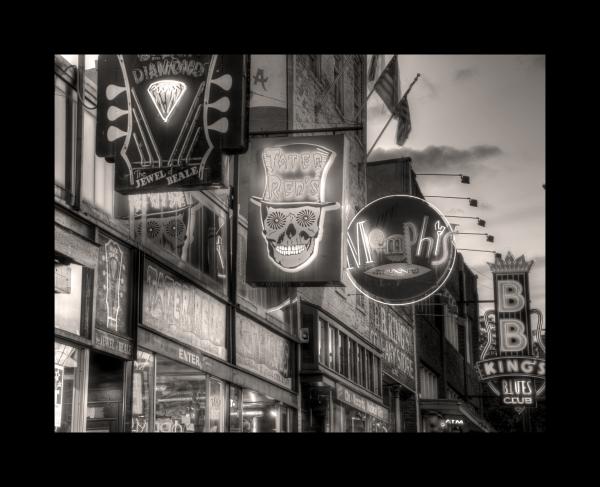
top-left (328, 325), bottom-right (335, 369)
top-left (55, 259), bottom-right (94, 338)
top-left (118, 191), bottom-right (229, 295)
top-left (209, 378), bottom-right (226, 432)
top-left (334, 55), bottom-right (344, 112)
top-left (365, 350), bottom-right (372, 391)
top-left (132, 350), bottom-right (154, 433)
top-left (340, 335), bottom-right (348, 377)
top-left (445, 306), bottom-right (460, 351)
top-left (86, 351), bottom-right (125, 432)
top-left (155, 355), bottom-right (207, 433)
top-left (356, 345), bottom-right (363, 387)
top-left (241, 389), bottom-right (285, 433)
top-left (419, 366), bottom-right (439, 399)
top-left (447, 387), bottom-right (461, 400)
top-left (353, 56), bottom-right (363, 120)
top-left (55, 341), bottom-right (84, 432)
top-left (335, 330), bottom-right (342, 373)
top-left (349, 341), bottom-right (356, 381)
top-left (319, 319), bottom-right (327, 365)
top-left (465, 318), bottom-right (473, 364)
top-left (308, 54), bottom-right (321, 79)
top-left (372, 357), bottom-right (380, 395)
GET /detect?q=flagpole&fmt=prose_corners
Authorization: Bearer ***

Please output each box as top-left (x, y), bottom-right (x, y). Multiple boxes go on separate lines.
top-left (366, 110), bottom-right (395, 158)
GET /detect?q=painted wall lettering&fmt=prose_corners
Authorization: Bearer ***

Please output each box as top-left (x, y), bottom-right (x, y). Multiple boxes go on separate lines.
top-left (142, 259), bottom-right (226, 360)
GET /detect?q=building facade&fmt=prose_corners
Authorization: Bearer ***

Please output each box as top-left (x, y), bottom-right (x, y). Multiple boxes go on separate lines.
top-left (366, 158), bottom-right (493, 432)
top-left (54, 54), bottom-right (488, 433)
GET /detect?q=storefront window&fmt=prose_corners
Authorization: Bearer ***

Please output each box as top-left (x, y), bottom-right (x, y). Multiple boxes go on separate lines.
top-left (86, 352), bottom-right (124, 432)
top-left (155, 355), bottom-right (206, 433)
top-left (345, 407), bottom-right (366, 433)
top-left (340, 335), bottom-right (348, 377)
top-left (116, 191), bottom-right (228, 296)
top-left (55, 342), bottom-right (81, 432)
top-left (319, 319), bottom-right (327, 365)
top-left (132, 350), bottom-right (154, 433)
top-left (356, 345), bottom-right (363, 387)
top-left (241, 389), bottom-right (280, 433)
top-left (208, 378), bottom-right (225, 432)
top-left (328, 325), bottom-right (335, 369)
top-left (229, 385), bottom-right (243, 433)
top-left (54, 263), bottom-right (83, 335)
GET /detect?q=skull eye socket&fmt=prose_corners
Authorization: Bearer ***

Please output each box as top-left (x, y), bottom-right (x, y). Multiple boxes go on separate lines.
top-left (164, 218), bottom-right (186, 239)
top-left (266, 211), bottom-right (286, 230)
top-left (296, 209), bottom-right (316, 228)
top-left (146, 220), bottom-right (162, 239)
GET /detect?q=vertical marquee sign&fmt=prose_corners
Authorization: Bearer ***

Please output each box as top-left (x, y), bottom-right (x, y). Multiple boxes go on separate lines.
top-left (476, 252), bottom-right (545, 413)
top-left (96, 55), bottom-right (249, 194)
top-left (245, 135), bottom-right (346, 286)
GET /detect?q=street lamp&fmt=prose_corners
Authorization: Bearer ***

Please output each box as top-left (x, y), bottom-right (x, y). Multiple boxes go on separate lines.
top-left (446, 215), bottom-right (486, 227)
top-left (454, 232), bottom-right (495, 243)
top-left (424, 195), bottom-right (478, 207)
top-left (415, 173), bottom-right (471, 184)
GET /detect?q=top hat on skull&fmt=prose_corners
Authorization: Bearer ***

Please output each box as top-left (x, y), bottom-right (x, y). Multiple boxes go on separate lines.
top-left (251, 143), bottom-right (340, 271)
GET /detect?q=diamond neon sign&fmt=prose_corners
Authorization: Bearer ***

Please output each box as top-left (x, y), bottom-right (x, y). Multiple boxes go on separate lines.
top-left (147, 79), bottom-right (187, 122)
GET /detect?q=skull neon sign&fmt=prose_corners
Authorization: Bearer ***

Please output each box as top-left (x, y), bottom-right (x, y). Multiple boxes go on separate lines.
top-left (251, 143), bottom-right (340, 272)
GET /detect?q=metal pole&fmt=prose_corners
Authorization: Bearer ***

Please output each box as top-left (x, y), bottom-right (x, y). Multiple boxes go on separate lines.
top-left (366, 110), bottom-right (395, 158)
top-left (73, 54), bottom-right (85, 210)
top-left (249, 125), bottom-right (362, 137)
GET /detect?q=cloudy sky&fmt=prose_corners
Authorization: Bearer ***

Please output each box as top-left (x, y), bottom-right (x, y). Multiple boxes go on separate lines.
top-left (366, 55), bottom-right (545, 320)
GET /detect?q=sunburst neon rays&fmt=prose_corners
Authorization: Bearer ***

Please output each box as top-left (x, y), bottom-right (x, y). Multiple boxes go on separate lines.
top-left (147, 80), bottom-right (187, 122)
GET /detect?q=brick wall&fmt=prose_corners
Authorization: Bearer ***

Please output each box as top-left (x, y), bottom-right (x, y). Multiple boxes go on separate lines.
top-left (294, 55), bottom-right (371, 341)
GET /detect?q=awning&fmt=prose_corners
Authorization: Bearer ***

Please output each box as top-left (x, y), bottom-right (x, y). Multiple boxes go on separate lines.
top-left (420, 399), bottom-right (495, 432)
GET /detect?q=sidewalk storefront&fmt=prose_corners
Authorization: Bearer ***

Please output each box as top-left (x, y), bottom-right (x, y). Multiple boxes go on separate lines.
top-left (299, 302), bottom-right (390, 432)
top-left (55, 209), bottom-right (134, 432)
top-left (420, 399), bottom-right (494, 433)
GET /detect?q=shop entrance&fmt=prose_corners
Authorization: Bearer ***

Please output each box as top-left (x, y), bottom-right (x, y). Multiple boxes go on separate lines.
top-left (86, 352), bottom-right (125, 432)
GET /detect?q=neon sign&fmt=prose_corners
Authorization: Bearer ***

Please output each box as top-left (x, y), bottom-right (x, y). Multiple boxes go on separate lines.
top-left (476, 252), bottom-right (545, 412)
top-left (245, 135), bottom-right (346, 286)
top-left (346, 195), bottom-right (456, 306)
top-left (96, 55), bottom-right (248, 194)
top-left (147, 79), bottom-right (187, 122)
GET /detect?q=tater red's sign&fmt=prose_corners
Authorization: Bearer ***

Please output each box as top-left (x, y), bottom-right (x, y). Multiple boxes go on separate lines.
top-left (346, 195), bottom-right (456, 306)
top-left (245, 135), bottom-right (346, 286)
top-left (96, 54), bottom-right (248, 194)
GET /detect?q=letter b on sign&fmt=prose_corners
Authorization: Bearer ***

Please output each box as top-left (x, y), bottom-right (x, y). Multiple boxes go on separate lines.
top-left (497, 280), bottom-right (525, 312)
top-left (499, 319), bottom-right (528, 352)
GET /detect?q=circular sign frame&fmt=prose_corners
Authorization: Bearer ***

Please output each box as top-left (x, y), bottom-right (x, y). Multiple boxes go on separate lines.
top-left (345, 194), bottom-right (457, 306)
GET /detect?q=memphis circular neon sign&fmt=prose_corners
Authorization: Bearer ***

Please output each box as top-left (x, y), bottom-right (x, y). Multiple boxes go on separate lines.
top-left (346, 195), bottom-right (456, 306)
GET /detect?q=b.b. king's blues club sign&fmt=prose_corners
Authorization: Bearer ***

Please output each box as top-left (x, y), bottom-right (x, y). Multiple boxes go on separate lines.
top-left (476, 252), bottom-right (545, 413)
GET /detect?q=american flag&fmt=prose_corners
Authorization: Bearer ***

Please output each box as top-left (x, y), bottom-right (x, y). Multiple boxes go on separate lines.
top-left (373, 56), bottom-right (400, 114)
top-left (373, 56), bottom-right (416, 147)
top-left (394, 95), bottom-right (411, 146)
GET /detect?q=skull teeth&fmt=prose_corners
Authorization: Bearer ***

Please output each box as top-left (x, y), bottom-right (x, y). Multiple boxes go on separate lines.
top-left (275, 244), bottom-right (309, 256)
